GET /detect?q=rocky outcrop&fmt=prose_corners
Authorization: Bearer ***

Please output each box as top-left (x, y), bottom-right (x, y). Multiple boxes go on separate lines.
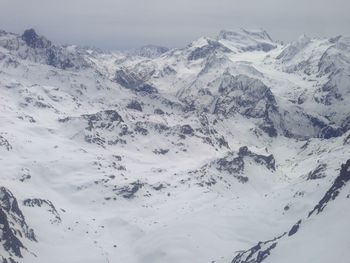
top-left (307, 163), bottom-right (327, 180)
top-left (231, 159), bottom-right (350, 263)
top-left (237, 146), bottom-right (276, 171)
top-left (0, 28), bottom-right (89, 70)
top-left (130, 45), bottom-right (169, 58)
top-left (23, 198), bottom-right (61, 224)
top-left (231, 233), bottom-right (286, 263)
top-left (217, 29), bottom-right (277, 52)
top-left (308, 159), bottom-right (350, 216)
top-left (211, 73), bottom-right (280, 137)
top-left (126, 100), bottom-right (143, 112)
top-left (187, 39), bottom-right (231, 61)
top-left (0, 187), bottom-right (36, 262)
top-left (214, 74), bottom-right (277, 118)
top-left (21, 29), bottom-right (51, 49)
top-left (0, 136), bottom-right (12, 151)
top-left (194, 146), bottom-right (276, 185)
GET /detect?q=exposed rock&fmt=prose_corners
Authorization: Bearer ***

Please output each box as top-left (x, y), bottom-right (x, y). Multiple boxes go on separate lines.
top-left (21, 29), bottom-right (51, 49)
top-left (180, 125), bottom-right (194, 136)
top-left (238, 146), bottom-right (276, 171)
top-left (288, 219), bottom-right (302, 236)
top-left (231, 233), bottom-right (286, 263)
top-left (134, 123), bottom-right (149, 135)
top-left (0, 187), bottom-right (36, 262)
top-left (130, 45), bottom-right (169, 58)
top-left (231, 160), bottom-right (350, 263)
top-left (154, 108), bottom-right (165, 115)
top-left (23, 198), bottom-right (61, 223)
top-left (126, 100), bottom-right (143, 112)
top-left (83, 110), bottom-right (124, 130)
top-left (218, 29), bottom-right (277, 52)
top-left (117, 181), bottom-right (144, 199)
top-left (188, 39), bottom-right (231, 61)
top-left (307, 163), bottom-right (327, 180)
top-left (153, 149), bottom-right (169, 155)
top-left (61, 110), bottom-right (128, 147)
top-left (114, 69), bottom-right (142, 89)
top-left (308, 159), bottom-right (350, 217)
top-left (0, 136), bottom-right (12, 151)
top-left (134, 84), bottom-right (158, 94)
top-left (215, 74), bottom-right (277, 119)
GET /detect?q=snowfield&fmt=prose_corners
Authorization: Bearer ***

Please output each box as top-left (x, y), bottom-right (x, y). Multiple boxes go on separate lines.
top-left (0, 28), bottom-right (349, 263)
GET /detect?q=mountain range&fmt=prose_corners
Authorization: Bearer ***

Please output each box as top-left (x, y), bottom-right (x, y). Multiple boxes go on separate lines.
top-left (0, 27), bottom-right (349, 263)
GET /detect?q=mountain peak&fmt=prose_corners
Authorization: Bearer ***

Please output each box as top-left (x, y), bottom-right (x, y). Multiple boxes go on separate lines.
top-left (21, 28), bottom-right (51, 49)
top-left (218, 28), bottom-right (273, 42)
top-left (217, 28), bottom-right (276, 52)
top-left (129, 45), bottom-right (169, 58)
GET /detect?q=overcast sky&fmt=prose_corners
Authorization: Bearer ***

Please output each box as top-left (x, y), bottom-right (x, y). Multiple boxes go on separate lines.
top-left (1, 0), bottom-right (349, 50)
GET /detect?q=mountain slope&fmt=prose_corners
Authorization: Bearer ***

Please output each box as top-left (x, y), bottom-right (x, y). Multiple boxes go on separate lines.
top-left (0, 28), bottom-right (349, 263)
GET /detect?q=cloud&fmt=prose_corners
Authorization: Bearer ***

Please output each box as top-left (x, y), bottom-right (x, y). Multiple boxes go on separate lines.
top-left (0, 0), bottom-right (349, 50)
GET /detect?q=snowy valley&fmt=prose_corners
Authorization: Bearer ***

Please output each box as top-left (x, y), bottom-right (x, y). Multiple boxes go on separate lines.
top-left (0, 28), bottom-right (349, 263)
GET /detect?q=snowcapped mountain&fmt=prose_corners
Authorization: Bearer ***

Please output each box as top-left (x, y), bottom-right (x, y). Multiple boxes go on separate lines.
top-left (128, 45), bottom-right (170, 59)
top-left (0, 28), bottom-right (349, 263)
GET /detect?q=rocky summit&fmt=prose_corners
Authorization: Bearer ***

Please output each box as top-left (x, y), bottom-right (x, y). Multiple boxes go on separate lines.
top-left (0, 28), bottom-right (349, 263)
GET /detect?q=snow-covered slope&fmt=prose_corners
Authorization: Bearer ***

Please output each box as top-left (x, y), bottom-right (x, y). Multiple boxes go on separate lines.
top-left (0, 28), bottom-right (349, 263)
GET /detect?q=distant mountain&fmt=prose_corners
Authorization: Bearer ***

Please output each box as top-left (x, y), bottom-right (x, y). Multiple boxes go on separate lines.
top-left (128, 44), bottom-right (169, 58)
top-left (0, 28), bottom-right (349, 263)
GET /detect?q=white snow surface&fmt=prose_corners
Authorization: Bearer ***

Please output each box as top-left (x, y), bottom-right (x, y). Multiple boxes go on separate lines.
top-left (0, 28), bottom-right (349, 263)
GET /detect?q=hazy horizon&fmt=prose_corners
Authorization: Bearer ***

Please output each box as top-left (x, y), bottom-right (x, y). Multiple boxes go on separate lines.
top-left (1, 0), bottom-right (349, 50)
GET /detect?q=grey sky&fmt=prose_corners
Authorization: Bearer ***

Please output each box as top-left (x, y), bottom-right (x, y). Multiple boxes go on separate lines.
top-left (1, 0), bottom-right (349, 50)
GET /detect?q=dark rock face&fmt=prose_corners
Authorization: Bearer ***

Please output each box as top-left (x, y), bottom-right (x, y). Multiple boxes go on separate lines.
top-left (231, 233), bottom-right (286, 263)
top-left (208, 146), bottom-right (276, 184)
top-left (320, 125), bottom-right (343, 139)
top-left (316, 115), bottom-right (350, 139)
top-left (180, 125), bottom-right (194, 136)
top-left (307, 163), bottom-right (327, 180)
top-left (1, 256), bottom-right (18, 263)
top-left (19, 29), bottom-right (84, 70)
top-left (295, 113), bottom-right (348, 140)
top-left (0, 208), bottom-right (24, 258)
top-left (215, 74), bottom-right (277, 118)
top-left (114, 69), bottom-right (142, 89)
top-left (153, 149), bottom-right (169, 155)
top-left (154, 108), bottom-right (164, 115)
top-left (134, 123), bottom-right (149, 135)
top-left (0, 187), bottom-right (36, 262)
top-left (117, 181), bottom-right (144, 199)
top-left (114, 66), bottom-right (156, 93)
top-left (126, 101), bottom-right (143, 112)
top-left (83, 110), bottom-right (124, 131)
top-left (188, 40), bottom-right (231, 61)
top-left (288, 220), bottom-right (302, 236)
top-left (259, 120), bottom-right (278, 137)
top-left (134, 84), bottom-right (158, 94)
top-left (0, 136), bottom-right (12, 151)
top-left (46, 48), bottom-right (75, 69)
top-left (23, 198), bottom-right (61, 223)
top-left (218, 29), bottom-right (276, 52)
top-left (196, 114), bottom-right (230, 149)
top-left (344, 133), bottom-right (350, 145)
top-left (132, 45), bottom-right (169, 58)
top-left (308, 159), bottom-right (350, 217)
top-left (212, 73), bottom-right (280, 137)
top-left (238, 146), bottom-right (276, 171)
top-left (216, 152), bottom-right (247, 183)
top-left (61, 110), bottom-right (128, 147)
top-left (314, 41), bottom-right (350, 106)
top-left (21, 29), bottom-right (51, 49)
